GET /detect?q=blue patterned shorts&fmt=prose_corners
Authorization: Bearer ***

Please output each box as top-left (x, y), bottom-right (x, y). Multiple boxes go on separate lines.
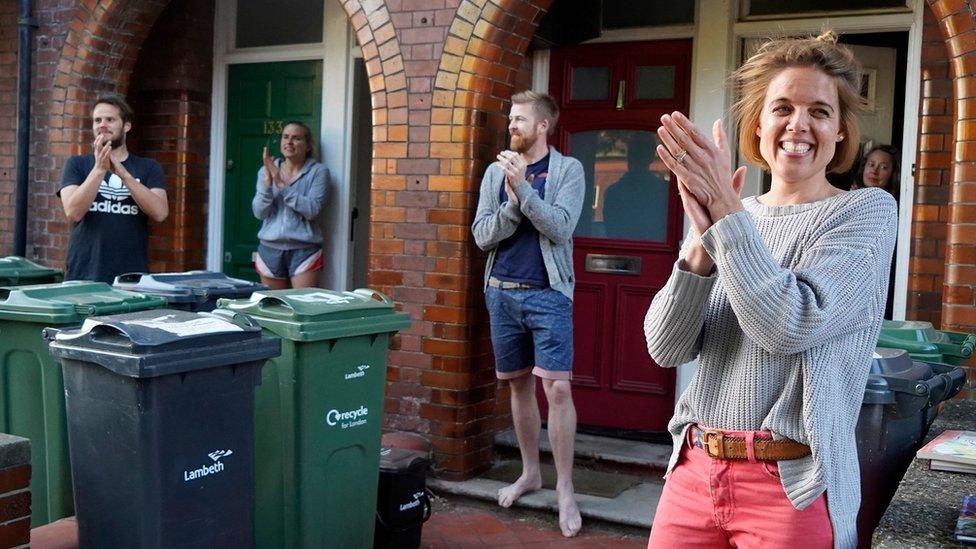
top-left (485, 286), bottom-right (574, 380)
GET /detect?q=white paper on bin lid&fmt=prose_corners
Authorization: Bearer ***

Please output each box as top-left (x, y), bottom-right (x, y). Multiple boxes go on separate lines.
top-left (283, 292), bottom-right (357, 305)
top-left (56, 313), bottom-right (242, 340)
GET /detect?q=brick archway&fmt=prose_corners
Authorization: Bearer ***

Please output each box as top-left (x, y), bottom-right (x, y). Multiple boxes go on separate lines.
top-left (925, 0), bottom-right (976, 337)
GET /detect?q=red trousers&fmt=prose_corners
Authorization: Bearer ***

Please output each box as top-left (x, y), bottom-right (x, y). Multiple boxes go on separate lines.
top-left (647, 429), bottom-right (833, 549)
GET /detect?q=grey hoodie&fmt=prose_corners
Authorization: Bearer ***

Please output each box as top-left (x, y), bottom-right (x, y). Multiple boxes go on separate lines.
top-left (252, 158), bottom-right (328, 250)
top-left (471, 146), bottom-right (585, 300)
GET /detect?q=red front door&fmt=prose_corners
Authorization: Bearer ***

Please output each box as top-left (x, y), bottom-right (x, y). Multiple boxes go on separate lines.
top-left (549, 40), bottom-right (691, 432)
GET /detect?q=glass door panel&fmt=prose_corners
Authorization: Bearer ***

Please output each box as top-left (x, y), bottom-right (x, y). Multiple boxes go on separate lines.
top-left (570, 129), bottom-right (670, 242)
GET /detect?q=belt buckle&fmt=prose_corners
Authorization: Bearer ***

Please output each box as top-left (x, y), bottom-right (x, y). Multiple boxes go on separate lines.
top-left (701, 429), bottom-right (726, 459)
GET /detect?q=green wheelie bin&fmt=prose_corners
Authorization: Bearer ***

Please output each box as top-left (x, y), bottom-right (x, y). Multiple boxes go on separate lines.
top-left (0, 256), bottom-right (62, 286)
top-left (217, 288), bottom-right (411, 549)
top-left (878, 319), bottom-right (976, 365)
top-left (0, 281), bottom-right (165, 527)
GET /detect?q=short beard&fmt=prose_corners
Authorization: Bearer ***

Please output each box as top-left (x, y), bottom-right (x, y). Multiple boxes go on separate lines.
top-left (510, 132), bottom-right (536, 154)
top-left (110, 137), bottom-right (125, 149)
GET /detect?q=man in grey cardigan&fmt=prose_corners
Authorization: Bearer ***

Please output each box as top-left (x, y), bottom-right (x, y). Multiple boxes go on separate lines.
top-left (472, 91), bottom-right (585, 538)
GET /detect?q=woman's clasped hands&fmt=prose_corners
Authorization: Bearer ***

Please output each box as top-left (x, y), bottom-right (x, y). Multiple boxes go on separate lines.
top-left (656, 112), bottom-right (747, 238)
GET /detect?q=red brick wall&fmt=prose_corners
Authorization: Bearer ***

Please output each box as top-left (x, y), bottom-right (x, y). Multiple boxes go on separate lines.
top-left (908, 6), bottom-right (953, 328)
top-left (0, 437), bottom-right (30, 549)
top-left (0, 1), bottom-right (16, 255)
top-left (128, 0), bottom-right (214, 272)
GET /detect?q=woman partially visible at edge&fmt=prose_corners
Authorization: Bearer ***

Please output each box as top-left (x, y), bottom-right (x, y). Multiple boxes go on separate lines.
top-left (252, 121), bottom-right (328, 289)
top-left (644, 32), bottom-right (897, 549)
top-left (851, 144), bottom-right (900, 198)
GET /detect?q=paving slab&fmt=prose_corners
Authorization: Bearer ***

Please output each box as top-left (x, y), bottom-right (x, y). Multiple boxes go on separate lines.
top-left (428, 462), bottom-right (662, 529)
top-left (495, 427), bottom-right (673, 469)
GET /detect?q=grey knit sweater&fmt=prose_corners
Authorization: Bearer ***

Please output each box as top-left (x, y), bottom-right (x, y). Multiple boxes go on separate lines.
top-left (644, 188), bottom-right (897, 549)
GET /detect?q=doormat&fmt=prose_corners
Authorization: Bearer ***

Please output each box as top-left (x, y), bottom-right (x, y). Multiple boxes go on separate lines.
top-left (482, 462), bottom-right (641, 499)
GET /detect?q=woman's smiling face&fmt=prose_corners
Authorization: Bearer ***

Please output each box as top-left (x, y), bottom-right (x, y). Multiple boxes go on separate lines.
top-left (756, 66), bottom-right (845, 187)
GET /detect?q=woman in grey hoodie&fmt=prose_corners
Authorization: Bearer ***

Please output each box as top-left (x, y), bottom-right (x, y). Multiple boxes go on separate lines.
top-left (252, 121), bottom-right (328, 289)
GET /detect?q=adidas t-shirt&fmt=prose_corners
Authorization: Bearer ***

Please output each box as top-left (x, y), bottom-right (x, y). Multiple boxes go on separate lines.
top-left (59, 153), bottom-right (166, 283)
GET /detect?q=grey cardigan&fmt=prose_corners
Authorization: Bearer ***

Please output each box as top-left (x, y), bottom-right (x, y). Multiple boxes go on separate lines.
top-left (252, 158), bottom-right (328, 250)
top-left (471, 147), bottom-right (585, 300)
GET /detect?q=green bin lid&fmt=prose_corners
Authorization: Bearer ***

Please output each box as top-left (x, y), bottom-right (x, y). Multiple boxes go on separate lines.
top-left (0, 256), bottom-right (63, 285)
top-left (879, 320), bottom-right (941, 342)
top-left (217, 288), bottom-right (411, 341)
top-left (0, 281), bottom-right (167, 324)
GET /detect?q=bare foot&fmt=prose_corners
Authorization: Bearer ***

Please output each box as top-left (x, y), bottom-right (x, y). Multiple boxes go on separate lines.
top-left (557, 487), bottom-right (582, 537)
top-left (497, 472), bottom-right (542, 508)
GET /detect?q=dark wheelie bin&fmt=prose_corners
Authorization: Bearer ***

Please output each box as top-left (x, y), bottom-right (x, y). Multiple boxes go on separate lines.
top-left (217, 288), bottom-right (411, 549)
top-left (855, 347), bottom-right (967, 548)
top-left (45, 309), bottom-right (281, 549)
top-left (0, 281), bottom-right (165, 527)
top-left (113, 271), bottom-right (268, 312)
top-left (375, 447), bottom-right (432, 549)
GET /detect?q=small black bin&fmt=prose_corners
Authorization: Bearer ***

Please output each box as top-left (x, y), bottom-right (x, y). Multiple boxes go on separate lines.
top-left (855, 347), bottom-right (966, 548)
top-left (45, 309), bottom-right (281, 549)
top-left (375, 447), bottom-right (432, 549)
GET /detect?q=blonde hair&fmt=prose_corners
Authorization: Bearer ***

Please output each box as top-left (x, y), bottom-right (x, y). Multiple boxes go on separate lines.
top-left (732, 31), bottom-right (864, 174)
top-left (511, 90), bottom-right (560, 135)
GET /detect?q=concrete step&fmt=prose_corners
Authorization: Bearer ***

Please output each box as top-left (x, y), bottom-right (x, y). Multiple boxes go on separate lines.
top-left (494, 427), bottom-right (673, 471)
top-left (428, 462), bottom-right (662, 530)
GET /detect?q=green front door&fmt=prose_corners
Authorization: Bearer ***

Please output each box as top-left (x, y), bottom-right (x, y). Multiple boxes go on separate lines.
top-left (224, 61), bottom-right (323, 280)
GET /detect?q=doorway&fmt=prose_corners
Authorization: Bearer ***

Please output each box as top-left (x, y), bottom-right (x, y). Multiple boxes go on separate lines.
top-left (546, 39), bottom-right (692, 432)
top-left (222, 60), bottom-right (323, 281)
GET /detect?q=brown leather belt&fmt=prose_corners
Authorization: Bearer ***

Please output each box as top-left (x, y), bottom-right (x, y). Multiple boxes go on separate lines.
top-left (691, 425), bottom-right (811, 461)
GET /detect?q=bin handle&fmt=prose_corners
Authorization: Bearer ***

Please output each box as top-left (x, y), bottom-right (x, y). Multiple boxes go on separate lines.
top-left (923, 367), bottom-right (967, 404)
top-left (82, 323), bottom-right (133, 346)
top-left (256, 296), bottom-right (295, 316)
top-left (352, 288), bottom-right (392, 305)
top-left (206, 308), bottom-right (259, 329)
top-left (115, 272), bottom-right (146, 284)
top-left (75, 301), bottom-right (132, 317)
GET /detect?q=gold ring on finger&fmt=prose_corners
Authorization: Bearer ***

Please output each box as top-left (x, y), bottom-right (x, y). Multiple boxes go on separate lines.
top-left (675, 149), bottom-right (688, 164)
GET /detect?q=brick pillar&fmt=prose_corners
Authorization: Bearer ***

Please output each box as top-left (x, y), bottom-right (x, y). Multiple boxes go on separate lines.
top-left (909, 6), bottom-right (953, 327)
top-left (0, 434), bottom-right (30, 549)
top-left (928, 0), bottom-right (976, 398)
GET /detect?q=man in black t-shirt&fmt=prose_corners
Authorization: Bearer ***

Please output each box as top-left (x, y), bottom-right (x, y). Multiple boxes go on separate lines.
top-left (58, 95), bottom-right (169, 283)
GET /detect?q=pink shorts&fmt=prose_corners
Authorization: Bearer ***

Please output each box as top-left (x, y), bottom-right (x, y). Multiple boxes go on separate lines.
top-left (647, 427), bottom-right (833, 549)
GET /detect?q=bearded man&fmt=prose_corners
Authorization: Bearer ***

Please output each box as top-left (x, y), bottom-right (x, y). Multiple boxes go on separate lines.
top-left (471, 90), bottom-right (585, 537)
top-left (58, 94), bottom-right (169, 283)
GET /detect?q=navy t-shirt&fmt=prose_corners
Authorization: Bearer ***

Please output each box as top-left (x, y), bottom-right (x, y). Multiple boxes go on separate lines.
top-left (491, 154), bottom-right (550, 287)
top-left (58, 154), bottom-right (166, 283)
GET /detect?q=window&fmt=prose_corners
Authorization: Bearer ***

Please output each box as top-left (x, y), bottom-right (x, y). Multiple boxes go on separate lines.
top-left (236, 0), bottom-right (324, 48)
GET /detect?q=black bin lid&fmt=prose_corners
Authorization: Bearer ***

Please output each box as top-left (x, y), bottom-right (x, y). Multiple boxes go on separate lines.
top-left (379, 447), bottom-right (430, 473)
top-left (46, 308), bottom-right (281, 378)
top-left (113, 271), bottom-right (268, 303)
